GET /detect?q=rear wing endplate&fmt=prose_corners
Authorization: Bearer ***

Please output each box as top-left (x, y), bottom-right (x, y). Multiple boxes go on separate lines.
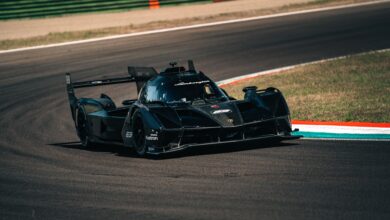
top-left (128, 66), bottom-right (158, 93)
top-left (65, 66), bottom-right (157, 120)
top-left (65, 74), bottom-right (135, 120)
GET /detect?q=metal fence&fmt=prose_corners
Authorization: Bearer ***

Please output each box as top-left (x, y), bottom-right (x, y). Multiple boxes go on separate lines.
top-left (0, 0), bottom-right (212, 20)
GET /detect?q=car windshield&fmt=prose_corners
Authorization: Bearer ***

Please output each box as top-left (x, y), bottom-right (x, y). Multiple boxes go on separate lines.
top-left (141, 77), bottom-right (228, 104)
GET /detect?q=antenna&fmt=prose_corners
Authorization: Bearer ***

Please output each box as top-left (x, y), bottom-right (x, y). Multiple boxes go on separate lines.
top-left (169, 62), bottom-right (177, 68)
top-left (188, 60), bottom-right (196, 72)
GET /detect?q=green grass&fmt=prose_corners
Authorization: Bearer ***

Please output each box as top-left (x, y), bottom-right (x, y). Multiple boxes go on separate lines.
top-left (0, 0), bottom-right (374, 50)
top-left (223, 51), bottom-right (390, 122)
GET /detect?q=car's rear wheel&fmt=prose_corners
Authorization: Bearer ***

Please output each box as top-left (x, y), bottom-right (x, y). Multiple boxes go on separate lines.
top-left (76, 107), bottom-right (92, 147)
top-left (132, 111), bottom-right (147, 156)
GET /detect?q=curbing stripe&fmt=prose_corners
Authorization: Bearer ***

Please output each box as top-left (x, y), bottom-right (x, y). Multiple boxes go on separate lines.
top-left (293, 131), bottom-right (390, 140)
top-left (292, 120), bottom-right (390, 128)
top-left (0, 0), bottom-right (388, 54)
top-left (292, 124), bottom-right (390, 135)
top-left (292, 122), bottom-right (390, 140)
top-left (294, 137), bottom-right (390, 141)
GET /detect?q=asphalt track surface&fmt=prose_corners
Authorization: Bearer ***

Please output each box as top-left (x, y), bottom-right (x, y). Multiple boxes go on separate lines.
top-left (1, 2), bottom-right (390, 220)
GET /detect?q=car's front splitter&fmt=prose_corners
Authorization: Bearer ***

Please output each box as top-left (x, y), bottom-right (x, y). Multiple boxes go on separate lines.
top-left (146, 134), bottom-right (302, 155)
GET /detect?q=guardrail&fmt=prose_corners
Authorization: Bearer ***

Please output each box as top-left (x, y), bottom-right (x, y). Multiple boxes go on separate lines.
top-left (0, 0), bottom-right (212, 20)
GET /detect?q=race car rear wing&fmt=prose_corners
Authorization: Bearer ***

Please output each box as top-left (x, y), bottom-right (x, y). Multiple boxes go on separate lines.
top-left (67, 75), bottom-right (135, 89)
top-left (65, 66), bottom-right (157, 120)
top-left (66, 66), bottom-right (157, 97)
top-left (65, 73), bottom-right (136, 120)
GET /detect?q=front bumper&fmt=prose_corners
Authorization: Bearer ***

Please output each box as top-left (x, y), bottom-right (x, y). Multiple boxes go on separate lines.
top-left (147, 133), bottom-right (301, 155)
top-left (146, 117), bottom-right (302, 155)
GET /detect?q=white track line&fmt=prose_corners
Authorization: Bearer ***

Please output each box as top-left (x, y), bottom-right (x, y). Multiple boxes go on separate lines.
top-left (0, 0), bottom-right (388, 54)
top-left (217, 49), bottom-right (390, 86)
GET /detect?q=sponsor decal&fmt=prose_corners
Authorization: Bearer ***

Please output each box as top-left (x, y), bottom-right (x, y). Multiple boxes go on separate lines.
top-left (212, 109), bottom-right (232, 114)
top-left (125, 131), bottom-right (133, 138)
top-left (146, 136), bottom-right (158, 141)
top-left (146, 132), bottom-right (158, 141)
top-left (174, 80), bottom-right (210, 86)
top-left (66, 75), bottom-right (71, 84)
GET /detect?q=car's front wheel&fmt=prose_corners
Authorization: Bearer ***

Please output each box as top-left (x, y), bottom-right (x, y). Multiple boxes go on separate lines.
top-left (132, 111), bottom-right (147, 156)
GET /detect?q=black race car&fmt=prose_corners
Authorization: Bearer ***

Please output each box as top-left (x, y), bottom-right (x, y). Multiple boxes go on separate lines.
top-left (66, 60), bottom-right (300, 156)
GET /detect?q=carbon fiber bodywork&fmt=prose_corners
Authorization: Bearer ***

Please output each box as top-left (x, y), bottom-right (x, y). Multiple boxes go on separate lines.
top-left (66, 61), bottom-right (301, 155)
top-left (144, 117), bottom-right (299, 155)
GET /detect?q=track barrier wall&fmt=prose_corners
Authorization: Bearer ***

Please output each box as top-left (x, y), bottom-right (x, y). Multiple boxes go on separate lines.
top-left (0, 0), bottom-right (213, 20)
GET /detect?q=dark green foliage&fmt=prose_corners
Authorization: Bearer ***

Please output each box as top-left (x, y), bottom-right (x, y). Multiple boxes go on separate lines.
top-left (0, 0), bottom-right (211, 20)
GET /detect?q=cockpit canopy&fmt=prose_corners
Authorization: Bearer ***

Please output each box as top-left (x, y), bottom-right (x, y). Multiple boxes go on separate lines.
top-left (139, 64), bottom-right (228, 105)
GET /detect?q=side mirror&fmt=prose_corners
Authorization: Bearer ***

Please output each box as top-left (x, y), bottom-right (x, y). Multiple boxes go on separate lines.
top-left (122, 99), bottom-right (135, 106)
top-left (242, 86), bottom-right (258, 93)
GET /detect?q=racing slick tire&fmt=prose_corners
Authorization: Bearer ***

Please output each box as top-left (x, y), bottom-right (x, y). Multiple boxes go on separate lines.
top-left (132, 110), bottom-right (147, 157)
top-left (76, 107), bottom-right (93, 147)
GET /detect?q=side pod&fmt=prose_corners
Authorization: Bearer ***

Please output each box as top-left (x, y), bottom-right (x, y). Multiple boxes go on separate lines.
top-left (243, 86), bottom-right (290, 117)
